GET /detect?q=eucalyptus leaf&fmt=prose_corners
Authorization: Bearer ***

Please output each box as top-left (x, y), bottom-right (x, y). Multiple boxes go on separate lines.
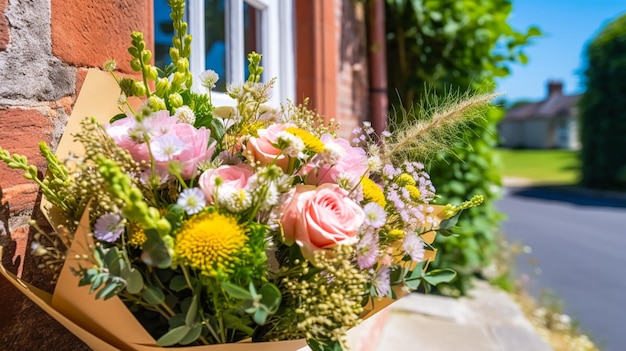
top-left (179, 324), bottom-right (202, 345)
top-left (126, 269), bottom-right (144, 294)
top-left (143, 286), bottom-right (165, 306)
top-left (258, 283), bottom-right (281, 313)
top-left (221, 282), bottom-right (253, 300)
top-left (169, 275), bottom-right (189, 292)
top-left (90, 273), bottom-right (106, 293)
top-left (157, 325), bottom-right (191, 347)
top-left (96, 281), bottom-right (120, 300)
top-left (252, 306), bottom-right (269, 325)
top-left (185, 289), bottom-right (199, 326)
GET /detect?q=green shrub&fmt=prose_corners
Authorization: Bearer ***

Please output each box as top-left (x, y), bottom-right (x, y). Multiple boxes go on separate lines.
top-left (580, 14), bottom-right (626, 190)
top-left (427, 108), bottom-right (505, 296)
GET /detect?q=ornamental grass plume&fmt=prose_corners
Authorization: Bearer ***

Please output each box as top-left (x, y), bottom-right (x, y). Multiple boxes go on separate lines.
top-left (382, 90), bottom-right (502, 165)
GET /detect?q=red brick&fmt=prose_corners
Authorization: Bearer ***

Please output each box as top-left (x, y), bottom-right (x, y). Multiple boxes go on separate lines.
top-left (0, 108), bottom-right (53, 213)
top-left (0, 0), bottom-right (9, 50)
top-left (50, 0), bottom-right (154, 73)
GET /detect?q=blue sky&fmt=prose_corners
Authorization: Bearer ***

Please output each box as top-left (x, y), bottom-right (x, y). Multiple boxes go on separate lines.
top-left (496, 0), bottom-right (626, 103)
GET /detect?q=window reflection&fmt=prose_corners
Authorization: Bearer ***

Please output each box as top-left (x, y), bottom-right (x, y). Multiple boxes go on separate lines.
top-left (205, 0), bottom-right (226, 91)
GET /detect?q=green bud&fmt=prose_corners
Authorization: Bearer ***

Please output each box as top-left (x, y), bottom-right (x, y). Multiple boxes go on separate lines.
top-left (146, 66), bottom-right (158, 81)
top-left (169, 47), bottom-right (180, 61)
top-left (103, 60), bottom-right (117, 72)
top-left (147, 96), bottom-right (167, 111)
top-left (168, 93), bottom-right (183, 108)
top-left (133, 82), bottom-right (146, 97)
top-left (155, 78), bottom-right (170, 96)
top-left (141, 50), bottom-right (152, 64)
top-left (173, 37), bottom-right (181, 49)
top-left (119, 78), bottom-right (136, 96)
top-left (175, 58), bottom-right (188, 72)
top-left (130, 58), bottom-right (141, 72)
top-left (172, 72), bottom-right (185, 86)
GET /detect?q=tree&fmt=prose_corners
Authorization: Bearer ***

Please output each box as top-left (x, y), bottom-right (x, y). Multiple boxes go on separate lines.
top-left (580, 14), bottom-right (626, 191)
top-left (383, 0), bottom-right (540, 295)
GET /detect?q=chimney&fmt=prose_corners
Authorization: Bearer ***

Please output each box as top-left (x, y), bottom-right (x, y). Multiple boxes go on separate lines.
top-left (547, 80), bottom-right (563, 97)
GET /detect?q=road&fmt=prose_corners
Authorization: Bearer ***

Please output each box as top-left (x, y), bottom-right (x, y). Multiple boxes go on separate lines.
top-left (497, 186), bottom-right (626, 351)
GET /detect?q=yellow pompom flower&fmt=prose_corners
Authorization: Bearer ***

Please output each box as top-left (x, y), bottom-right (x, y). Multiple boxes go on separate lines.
top-left (286, 127), bottom-right (325, 153)
top-left (175, 211), bottom-right (248, 277)
top-left (387, 229), bottom-right (405, 241)
top-left (395, 173), bottom-right (416, 187)
top-left (361, 177), bottom-right (386, 207)
top-left (405, 185), bottom-right (421, 202)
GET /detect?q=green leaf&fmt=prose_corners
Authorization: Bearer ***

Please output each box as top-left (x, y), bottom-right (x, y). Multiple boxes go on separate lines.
top-left (178, 324), bottom-right (202, 345)
top-left (258, 283), bottom-right (281, 313)
top-left (221, 282), bottom-right (253, 300)
top-left (223, 311), bottom-right (255, 336)
top-left (157, 325), bottom-right (191, 347)
top-left (109, 113), bottom-right (127, 123)
top-left (169, 275), bottom-right (189, 292)
top-left (143, 286), bottom-right (165, 306)
top-left (126, 269), bottom-right (144, 294)
top-left (185, 289), bottom-right (199, 326)
top-left (96, 281), bottom-right (120, 300)
top-left (90, 273), bottom-right (106, 293)
top-left (253, 306), bottom-right (269, 325)
top-left (423, 268), bottom-right (457, 286)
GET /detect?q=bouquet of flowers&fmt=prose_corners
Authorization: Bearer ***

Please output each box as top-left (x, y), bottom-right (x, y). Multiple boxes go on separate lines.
top-left (0, 1), bottom-right (490, 350)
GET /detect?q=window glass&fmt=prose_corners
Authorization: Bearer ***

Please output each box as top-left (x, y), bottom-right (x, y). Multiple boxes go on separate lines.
top-left (243, 2), bottom-right (262, 80)
top-left (204, 0), bottom-right (226, 91)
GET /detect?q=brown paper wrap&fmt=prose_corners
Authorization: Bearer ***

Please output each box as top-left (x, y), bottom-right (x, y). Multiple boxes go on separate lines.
top-left (0, 69), bottom-right (439, 351)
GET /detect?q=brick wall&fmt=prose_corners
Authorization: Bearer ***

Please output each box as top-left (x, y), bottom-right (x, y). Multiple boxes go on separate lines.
top-left (0, 1), bottom-right (151, 349)
top-left (334, 0), bottom-right (369, 137)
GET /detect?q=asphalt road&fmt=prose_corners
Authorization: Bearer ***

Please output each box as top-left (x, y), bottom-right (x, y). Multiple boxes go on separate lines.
top-left (497, 186), bottom-right (626, 351)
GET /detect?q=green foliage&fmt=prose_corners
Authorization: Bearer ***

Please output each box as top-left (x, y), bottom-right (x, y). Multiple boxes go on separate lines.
top-left (384, 0), bottom-right (539, 296)
top-left (579, 13), bottom-right (626, 190)
top-left (385, 0), bottom-right (541, 106)
top-left (428, 109), bottom-right (505, 296)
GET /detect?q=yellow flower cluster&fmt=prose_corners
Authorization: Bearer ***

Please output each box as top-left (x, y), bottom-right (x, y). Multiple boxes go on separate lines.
top-left (175, 211), bottom-right (248, 277)
top-left (127, 223), bottom-right (147, 247)
top-left (361, 177), bottom-right (386, 207)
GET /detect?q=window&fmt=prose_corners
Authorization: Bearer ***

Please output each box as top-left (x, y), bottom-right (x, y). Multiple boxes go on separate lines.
top-left (154, 0), bottom-right (295, 106)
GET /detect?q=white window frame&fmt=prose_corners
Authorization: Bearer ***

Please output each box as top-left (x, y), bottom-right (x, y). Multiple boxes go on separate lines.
top-left (187, 0), bottom-right (295, 107)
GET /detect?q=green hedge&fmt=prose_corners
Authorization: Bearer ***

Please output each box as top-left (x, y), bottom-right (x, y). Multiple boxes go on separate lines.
top-left (580, 14), bottom-right (626, 190)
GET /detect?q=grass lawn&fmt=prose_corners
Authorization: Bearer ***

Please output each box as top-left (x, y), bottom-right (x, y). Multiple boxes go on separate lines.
top-left (495, 148), bottom-right (580, 185)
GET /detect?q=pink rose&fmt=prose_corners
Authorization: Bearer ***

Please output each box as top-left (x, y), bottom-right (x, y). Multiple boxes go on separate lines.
top-left (163, 123), bottom-right (215, 179)
top-left (106, 111), bottom-right (214, 179)
top-left (306, 134), bottom-right (369, 185)
top-left (281, 184), bottom-right (365, 261)
top-left (199, 163), bottom-right (254, 202)
top-left (243, 124), bottom-right (289, 170)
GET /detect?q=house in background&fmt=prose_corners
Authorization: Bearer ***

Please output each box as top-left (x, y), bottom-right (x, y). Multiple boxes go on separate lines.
top-left (499, 81), bottom-right (581, 150)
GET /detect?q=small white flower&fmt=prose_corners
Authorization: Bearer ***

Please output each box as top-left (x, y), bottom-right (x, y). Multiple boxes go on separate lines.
top-left (363, 202), bottom-right (386, 228)
top-left (217, 185), bottom-right (252, 212)
top-left (322, 142), bottom-right (345, 165)
top-left (199, 69), bottom-right (219, 89)
top-left (367, 154), bottom-right (382, 172)
top-left (177, 188), bottom-right (206, 215)
top-left (402, 233), bottom-right (425, 262)
top-left (151, 134), bottom-right (185, 161)
top-left (174, 106), bottom-right (196, 125)
top-left (276, 131), bottom-right (305, 158)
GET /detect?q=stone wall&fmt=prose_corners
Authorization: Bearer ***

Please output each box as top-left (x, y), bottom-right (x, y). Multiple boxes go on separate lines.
top-left (0, 1), bottom-right (151, 349)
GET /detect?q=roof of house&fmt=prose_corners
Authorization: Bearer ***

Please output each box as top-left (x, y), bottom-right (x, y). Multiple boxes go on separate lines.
top-left (505, 81), bottom-right (582, 121)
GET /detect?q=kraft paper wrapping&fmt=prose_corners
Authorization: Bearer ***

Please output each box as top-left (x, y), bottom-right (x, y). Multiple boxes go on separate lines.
top-left (0, 70), bottom-right (402, 351)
